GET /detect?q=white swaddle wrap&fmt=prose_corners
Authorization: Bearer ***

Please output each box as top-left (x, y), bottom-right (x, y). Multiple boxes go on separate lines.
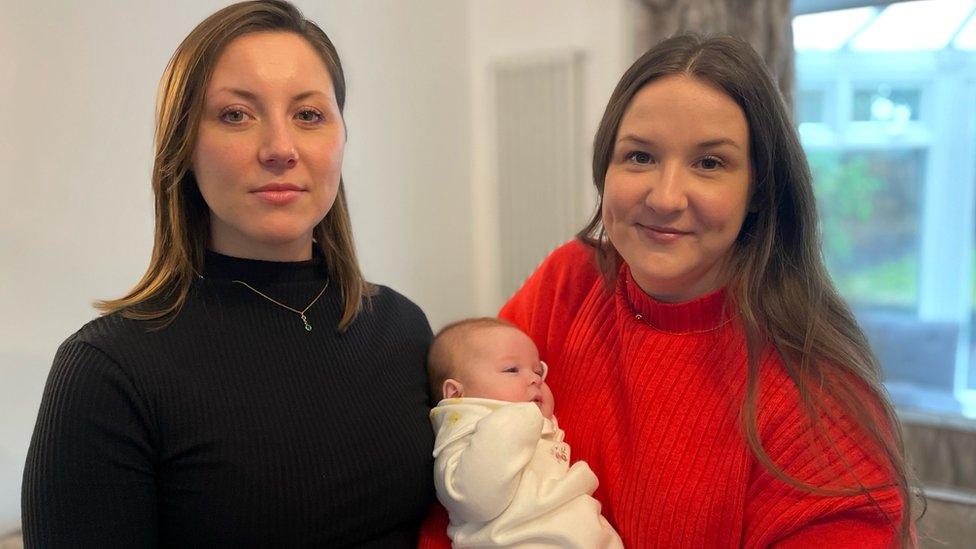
top-left (430, 397), bottom-right (624, 548)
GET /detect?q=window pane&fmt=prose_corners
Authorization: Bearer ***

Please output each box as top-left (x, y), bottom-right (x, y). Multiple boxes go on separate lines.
top-left (793, 7), bottom-right (879, 51)
top-left (810, 149), bottom-right (924, 309)
top-left (797, 89), bottom-right (825, 124)
top-left (851, 0), bottom-right (974, 51)
top-left (955, 8), bottom-right (976, 49)
top-left (852, 87), bottom-right (920, 122)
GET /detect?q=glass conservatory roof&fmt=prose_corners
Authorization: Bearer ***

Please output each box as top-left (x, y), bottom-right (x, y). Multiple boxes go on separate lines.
top-left (956, 8), bottom-right (976, 49)
top-left (794, 0), bottom-right (976, 52)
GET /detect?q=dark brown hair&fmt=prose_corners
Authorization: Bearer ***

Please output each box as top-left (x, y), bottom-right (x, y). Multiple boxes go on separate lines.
top-left (579, 33), bottom-right (916, 543)
top-left (97, 0), bottom-right (372, 331)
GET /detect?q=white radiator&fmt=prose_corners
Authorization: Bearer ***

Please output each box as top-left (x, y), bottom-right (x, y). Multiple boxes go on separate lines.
top-left (494, 52), bottom-right (586, 300)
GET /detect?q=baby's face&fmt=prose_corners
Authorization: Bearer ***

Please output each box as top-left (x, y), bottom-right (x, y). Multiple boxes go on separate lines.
top-left (455, 326), bottom-right (555, 418)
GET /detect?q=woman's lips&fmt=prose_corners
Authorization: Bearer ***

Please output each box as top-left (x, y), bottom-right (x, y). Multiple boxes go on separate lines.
top-left (636, 223), bottom-right (691, 243)
top-left (252, 183), bottom-right (305, 206)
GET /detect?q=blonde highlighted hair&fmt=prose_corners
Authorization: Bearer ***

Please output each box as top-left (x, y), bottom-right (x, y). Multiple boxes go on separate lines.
top-left (96, 0), bottom-right (372, 331)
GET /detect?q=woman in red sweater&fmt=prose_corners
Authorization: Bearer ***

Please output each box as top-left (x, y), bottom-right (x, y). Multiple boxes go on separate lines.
top-left (421, 34), bottom-right (915, 548)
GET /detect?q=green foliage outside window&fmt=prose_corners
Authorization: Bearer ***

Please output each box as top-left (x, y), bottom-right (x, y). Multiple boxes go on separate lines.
top-left (808, 151), bottom-right (917, 308)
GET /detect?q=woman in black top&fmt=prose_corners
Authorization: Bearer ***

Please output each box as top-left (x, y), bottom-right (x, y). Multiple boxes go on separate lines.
top-left (22, 1), bottom-right (435, 546)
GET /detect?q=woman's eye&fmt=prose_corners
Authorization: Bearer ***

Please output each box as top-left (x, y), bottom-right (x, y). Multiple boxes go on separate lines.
top-left (625, 151), bottom-right (653, 164)
top-left (698, 156), bottom-right (724, 170)
top-left (220, 110), bottom-right (248, 123)
top-left (296, 109), bottom-right (323, 123)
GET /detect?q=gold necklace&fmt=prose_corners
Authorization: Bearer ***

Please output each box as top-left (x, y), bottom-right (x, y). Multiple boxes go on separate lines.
top-left (232, 279), bottom-right (330, 332)
top-left (632, 311), bottom-right (737, 335)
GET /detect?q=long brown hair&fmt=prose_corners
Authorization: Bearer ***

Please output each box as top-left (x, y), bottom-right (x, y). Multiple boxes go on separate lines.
top-left (96, 0), bottom-right (371, 331)
top-left (579, 34), bottom-right (917, 543)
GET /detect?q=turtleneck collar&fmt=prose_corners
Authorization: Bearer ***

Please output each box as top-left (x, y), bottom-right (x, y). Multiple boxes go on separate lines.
top-left (202, 247), bottom-right (327, 283)
top-left (619, 264), bottom-right (734, 334)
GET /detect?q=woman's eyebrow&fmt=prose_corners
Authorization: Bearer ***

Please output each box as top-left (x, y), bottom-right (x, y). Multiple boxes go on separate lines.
top-left (212, 87), bottom-right (331, 102)
top-left (616, 135), bottom-right (741, 150)
top-left (291, 90), bottom-right (331, 102)
top-left (616, 134), bottom-right (653, 146)
top-left (696, 138), bottom-right (740, 150)
top-left (214, 87), bottom-right (258, 101)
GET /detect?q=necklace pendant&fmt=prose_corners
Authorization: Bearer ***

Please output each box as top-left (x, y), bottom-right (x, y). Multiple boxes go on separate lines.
top-left (301, 314), bottom-right (312, 332)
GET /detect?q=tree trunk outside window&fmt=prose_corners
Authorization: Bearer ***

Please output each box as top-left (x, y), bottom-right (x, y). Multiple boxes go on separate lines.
top-left (635, 0), bottom-right (794, 108)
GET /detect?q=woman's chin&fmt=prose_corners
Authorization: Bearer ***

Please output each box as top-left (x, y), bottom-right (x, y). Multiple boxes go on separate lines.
top-left (245, 221), bottom-right (321, 248)
top-left (213, 228), bottom-right (318, 260)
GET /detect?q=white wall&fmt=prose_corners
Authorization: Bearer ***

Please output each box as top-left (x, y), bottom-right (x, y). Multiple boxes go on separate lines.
top-left (0, 0), bottom-right (472, 532)
top-left (320, 1), bottom-right (474, 328)
top-left (1, 0), bottom-right (171, 533)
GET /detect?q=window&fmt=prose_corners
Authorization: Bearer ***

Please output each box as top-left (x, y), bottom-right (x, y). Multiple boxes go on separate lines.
top-left (794, 0), bottom-right (976, 416)
top-left (811, 148), bottom-right (923, 309)
top-left (798, 89), bottom-right (827, 124)
top-left (851, 87), bottom-right (921, 122)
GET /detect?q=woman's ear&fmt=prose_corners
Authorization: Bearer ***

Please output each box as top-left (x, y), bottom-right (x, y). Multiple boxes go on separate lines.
top-left (442, 379), bottom-right (464, 400)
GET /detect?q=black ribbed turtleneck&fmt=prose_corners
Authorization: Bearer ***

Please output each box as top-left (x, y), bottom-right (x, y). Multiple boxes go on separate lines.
top-left (202, 248), bottom-right (326, 282)
top-left (23, 251), bottom-right (435, 548)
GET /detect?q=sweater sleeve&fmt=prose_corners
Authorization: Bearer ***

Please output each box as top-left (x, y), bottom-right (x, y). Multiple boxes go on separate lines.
top-left (742, 366), bottom-right (905, 548)
top-left (499, 240), bottom-right (599, 361)
top-left (22, 338), bottom-right (158, 548)
top-left (434, 403), bottom-right (544, 524)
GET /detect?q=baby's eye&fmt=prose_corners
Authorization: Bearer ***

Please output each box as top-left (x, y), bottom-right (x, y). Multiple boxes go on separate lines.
top-left (503, 367), bottom-right (518, 373)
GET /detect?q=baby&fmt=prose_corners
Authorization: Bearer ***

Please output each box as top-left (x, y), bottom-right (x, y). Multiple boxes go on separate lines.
top-left (427, 317), bottom-right (623, 548)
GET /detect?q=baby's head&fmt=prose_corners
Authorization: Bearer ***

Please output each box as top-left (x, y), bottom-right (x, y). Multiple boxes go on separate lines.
top-left (428, 318), bottom-right (555, 418)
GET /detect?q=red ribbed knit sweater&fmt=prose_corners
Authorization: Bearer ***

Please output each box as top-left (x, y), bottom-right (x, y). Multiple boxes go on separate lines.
top-left (420, 240), bottom-right (904, 548)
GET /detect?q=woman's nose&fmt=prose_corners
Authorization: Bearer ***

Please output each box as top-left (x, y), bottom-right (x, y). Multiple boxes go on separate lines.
top-left (259, 120), bottom-right (299, 169)
top-left (644, 163), bottom-right (688, 214)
